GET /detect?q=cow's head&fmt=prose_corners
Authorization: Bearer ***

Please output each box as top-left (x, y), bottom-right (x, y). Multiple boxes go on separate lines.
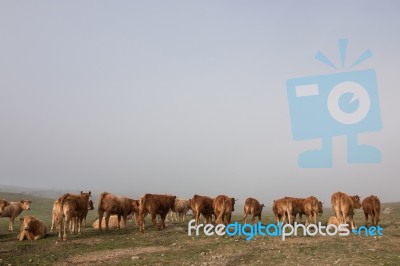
top-left (21, 200), bottom-right (31, 210)
top-left (88, 200), bottom-right (95, 210)
top-left (20, 216), bottom-right (35, 231)
top-left (0, 199), bottom-right (10, 215)
top-left (352, 195), bottom-right (362, 209)
top-left (318, 201), bottom-right (323, 215)
top-left (81, 191), bottom-right (92, 197)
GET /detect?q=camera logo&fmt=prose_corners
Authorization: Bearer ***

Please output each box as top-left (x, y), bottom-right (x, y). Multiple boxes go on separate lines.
top-left (287, 39), bottom-right (382, 168)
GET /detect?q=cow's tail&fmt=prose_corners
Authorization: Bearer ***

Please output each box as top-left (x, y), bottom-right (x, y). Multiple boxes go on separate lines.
top-left (216, 199), bottom-right (226, 224)
top-left (139, 194), bottom-right (147, 216)
top-left (98, 192), bottom-right (109, 210)
top-left (59, 193), bottom-right (70, 215)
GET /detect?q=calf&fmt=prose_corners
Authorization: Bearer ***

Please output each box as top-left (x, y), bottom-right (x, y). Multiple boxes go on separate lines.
top-left (138, 193), bottom-right (176, 233)
top-left (283, 197), bottom-right (305, 222)
top-left (213, 195), bottom-right (236, 225)
top-left (57, 191), bottom-right (91, 241)
top-left (17, 216), bottom-right (47, 241)
top-left (242, 197), bottom-right (264, 224)
top-left (174, 198), bottom-right (191, 222)
top-left (331, 191), bottom-right (362, 230)
top-left (303, 196), bottom-right (323, 226)
top-left (272, 199), bottom-right (293, 225)
top-left (98, 192), bottom-right (139, 231)
top-left (0, 200), bottom-right (31, 231)
top-left (190, 195), bottom-right (214, 226)
top-left (362, 195), bottom-right (381, 227)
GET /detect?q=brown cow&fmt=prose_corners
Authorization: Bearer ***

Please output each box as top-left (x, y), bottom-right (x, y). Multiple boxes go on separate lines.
top-left (0, 200), bottom-right (31, 231)
top-left (138, 193), bottom-right (176, 233)
top-left (57, 191), bottom-right (91, 241)
top-left (242, 197), bottom-right (264, 224)
top-left (303, 196), bottom-right (323, 226)
top-left (0, 199), bottom-right (10, 216)
top-left (17, 215), bottom-right (47, 241)
top-left (173, 198), bottom-right (192, 222)
top-left (283, 197), bottom-right (305, 222)
top-left (93, 215), bottom-right (125, 230)
top-left (190, 195), bottom-right (214, 226)
top-left (272, 198), bottom-right (292, 225)
top-left (331, 191), bottom-right (362, 230)
top-left (362, 195), bottom-right (381, 227)
top-left (51, 199), bottom-right (94, 233)
top-left (98, 192), bottom-right (140, 231)
top-left (213, 195), bottom-right (236, 225)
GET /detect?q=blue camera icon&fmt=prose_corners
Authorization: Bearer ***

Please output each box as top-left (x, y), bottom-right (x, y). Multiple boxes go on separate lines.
top-left (287, 69), bottom-right (382, 168)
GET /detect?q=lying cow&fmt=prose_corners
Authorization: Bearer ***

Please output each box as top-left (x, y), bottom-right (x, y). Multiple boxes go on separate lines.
top-left (0, 200), bottom-right (31, 231)
top-left (362, 195), bottom-right (381, 227)
top-left (98, 192), bottom-right (140, 231)
top-left (92, 215), bottom-right (125, 230)
top-left (242, 197), bottom-right (264, 224)
top-left (139, 193), bottom-right (176, 233)
top-left (17, 216), bottom-right (47, 241)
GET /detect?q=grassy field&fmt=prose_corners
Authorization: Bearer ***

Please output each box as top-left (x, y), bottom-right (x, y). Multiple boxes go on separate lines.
top-left (1, 192), bottom-right (400, 266)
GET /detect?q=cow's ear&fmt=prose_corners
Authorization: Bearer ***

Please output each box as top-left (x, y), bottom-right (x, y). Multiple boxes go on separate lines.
top-left (20, 200), bottom-right (24, 204)
top-left (89, 191), bottom-right (92, 196)
top-left (20, 217), bottom-right (24, 222)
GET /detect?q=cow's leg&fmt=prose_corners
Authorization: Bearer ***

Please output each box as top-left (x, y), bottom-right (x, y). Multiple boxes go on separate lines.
top-left (9, 217), bottom-right (15, 231)
top-left (105, 213), bottom-right (111, 231)
top-left (63, 216), bottom-right (69, 241)
top-left (117, 214), bottom-right (122, 230)
top-left (364, 212), bottom-right (369, 227)
top-left (160, 212), bottom-right (167, 229)
top-left (122, 215), bottom-right (128, 228)
top-left (98, 210), bottom-right (104, 231)
top-left (195, 210), bottom-right (201, 226)
top-left (151, 213), bottom-right (157, 228)
top-left (251, 214), bottom-right (255, 225)
top-left (242, 212), bottom-right (248, 224)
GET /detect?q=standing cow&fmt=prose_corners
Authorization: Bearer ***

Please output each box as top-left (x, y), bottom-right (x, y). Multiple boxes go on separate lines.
top-left (283, 197), bottom-right (306, 223)
top-left (57, 191), bottom-right (91, 241)
top-left (17, 216), bottom-right (47, 241)
top-left (213, 195), bottom-right (236, 225)
top-left (242, 197), bottom-right (264, 224)
top-left (303, 196), bottom-right (323, 226)
top-left (173, 198), bottom-right (191, 222)
top-left (138, 193), bottom-right (176, 233)
top-left (0, 200), bottom-right (31, 231)
top-left (362, 195), bottom-right (381, 227)
top-left (190, 195), bottom-right (214, 226)
top-left (331, 191), bottom-right (362, 230)
top-left (97, 192), bottom-right (140, 231)
top-left (272, 198), bottom-right (293, 225)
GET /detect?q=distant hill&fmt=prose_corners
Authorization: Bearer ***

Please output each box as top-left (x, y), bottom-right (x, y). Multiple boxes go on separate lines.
top-left (0, 184), bottom-right (90, 200)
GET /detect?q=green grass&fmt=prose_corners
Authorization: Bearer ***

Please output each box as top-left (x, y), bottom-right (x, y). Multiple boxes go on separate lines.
top-left (1, 192), bottom-right (400, 265)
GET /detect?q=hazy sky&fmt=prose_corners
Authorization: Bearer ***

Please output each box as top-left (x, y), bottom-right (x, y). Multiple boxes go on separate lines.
top-left (1, 1), bottom-right (399, 205)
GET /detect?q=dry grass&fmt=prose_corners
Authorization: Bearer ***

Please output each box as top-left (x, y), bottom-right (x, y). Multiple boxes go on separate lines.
top-left (0, 192), bottom-right (399, 265)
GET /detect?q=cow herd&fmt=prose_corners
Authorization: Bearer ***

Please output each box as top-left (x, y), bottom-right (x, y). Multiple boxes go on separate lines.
top-left (0, 191), bottom-right (381, 241)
